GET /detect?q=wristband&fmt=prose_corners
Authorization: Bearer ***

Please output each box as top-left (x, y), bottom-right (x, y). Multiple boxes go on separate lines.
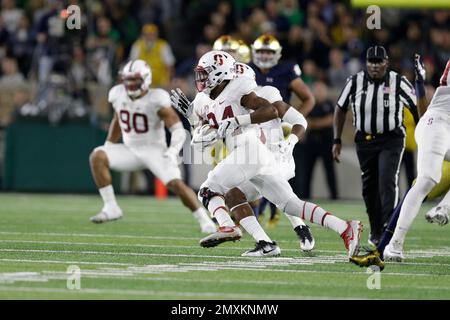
top-left (415, 80), bottom-right (425, 99)
top-left (333, 138), bottom-right (342, 145)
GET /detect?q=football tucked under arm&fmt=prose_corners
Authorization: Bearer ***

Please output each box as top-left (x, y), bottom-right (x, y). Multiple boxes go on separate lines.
top-left (191, 124), bottom-right (218, 152)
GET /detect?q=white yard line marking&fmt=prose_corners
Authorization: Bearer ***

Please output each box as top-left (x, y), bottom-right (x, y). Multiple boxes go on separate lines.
top-left (0, 258), bottom-right (135, 267)
top-left (1, 241), bottom-right (449, 265)
top-left (0, 248), bottom-right (348, 262)
top-left (1, 270), bottom-right (449, 291)
top-left (0, 231), bottom-right (201, 241)
top-left (0, 286), bottom-right (359, 300)
top-left (0, 231), bottom-right (447, 248)
top-left (0, 252), bottom-right (449, 278)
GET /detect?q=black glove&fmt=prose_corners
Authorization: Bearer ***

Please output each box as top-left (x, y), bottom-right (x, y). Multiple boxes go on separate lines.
top-left (414, 54), bottom-right (426, 82)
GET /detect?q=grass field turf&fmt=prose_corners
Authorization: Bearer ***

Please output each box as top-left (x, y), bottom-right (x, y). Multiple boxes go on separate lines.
top-left (0, 193), bottom-right (449, 300)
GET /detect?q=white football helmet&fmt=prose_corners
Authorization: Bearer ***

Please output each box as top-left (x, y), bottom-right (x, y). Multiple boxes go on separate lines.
top-left (194, 50), bottom-right (236, 93)
top-left (235, 62), bottom-right (256, 80)
top-left (251, 34), bottom-right (282, 69)
top-left (120, 60), bottom-right (152, 98)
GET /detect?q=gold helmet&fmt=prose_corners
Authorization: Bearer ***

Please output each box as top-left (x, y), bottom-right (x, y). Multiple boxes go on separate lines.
top-left (251, 34), bottom-right (282, 69)
top-left (213, 35), bottom-right (240, 57)
top-left (236, 40), bottom-right (251, 63)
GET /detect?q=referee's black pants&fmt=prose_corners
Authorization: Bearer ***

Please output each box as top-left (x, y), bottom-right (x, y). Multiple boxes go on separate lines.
top-left (355, 129), bottom-right (405, 239)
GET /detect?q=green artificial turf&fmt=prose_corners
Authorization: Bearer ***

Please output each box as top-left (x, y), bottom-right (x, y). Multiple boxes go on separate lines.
top-left (0, 193), bottom-right (448, 300)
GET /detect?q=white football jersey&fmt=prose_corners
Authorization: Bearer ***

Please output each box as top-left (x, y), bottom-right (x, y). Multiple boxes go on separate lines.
top-left (233, 63), bottom-right (285, 151)
top-left (254, 86), bottom-right (284, 152)
top-left (108, 84), bottom-right (171, 148)
top-left (193, 76), bottom-right (259, 150)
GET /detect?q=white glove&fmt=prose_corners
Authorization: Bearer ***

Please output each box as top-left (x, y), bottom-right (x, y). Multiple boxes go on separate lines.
top-left (170, 88), bottom-right (197, 126)
top-left (217, 118), bottom-right (239, 139)
top-left (191, 124), bottom-right (218, 152)
top-left (279, 134), bottom-right (299, 160)
top-left (414, 54), bottom-right (426, 82)
top-left (163, 147), bottom-right (180, 164)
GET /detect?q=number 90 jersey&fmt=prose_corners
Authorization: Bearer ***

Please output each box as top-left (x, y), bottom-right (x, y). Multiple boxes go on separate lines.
top-left (108, 84), bottom-right (171, 148)
top-left (192, 76), bottom-right (259, 150)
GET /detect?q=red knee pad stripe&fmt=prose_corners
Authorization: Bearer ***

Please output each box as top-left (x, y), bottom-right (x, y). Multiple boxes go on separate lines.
top-left (301, 201), bottom-right (307, 220)
top-left (310, 205), bottom-right (319, 223)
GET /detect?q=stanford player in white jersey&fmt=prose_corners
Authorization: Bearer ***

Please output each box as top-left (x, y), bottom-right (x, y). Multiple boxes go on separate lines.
top-left (172, 51), bottom-right (362, 258)
top-left (89, 60), bottom-right (216, 233)
top-left (385, 58), bottom-right (450, 261)
top-left (206, 61), bottom-right (316, 252)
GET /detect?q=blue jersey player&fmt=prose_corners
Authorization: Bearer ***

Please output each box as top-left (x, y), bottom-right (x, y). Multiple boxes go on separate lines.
top-left (249, 34), bottom-right (315, 115)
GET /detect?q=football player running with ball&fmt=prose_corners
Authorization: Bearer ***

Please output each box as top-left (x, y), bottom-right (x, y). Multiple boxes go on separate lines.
top-left (171, 51), bottom-right (362, 258)
top-left (198, 61), bottom-right (316, 253)
top-left (89, 60), bottom-right (216, 234)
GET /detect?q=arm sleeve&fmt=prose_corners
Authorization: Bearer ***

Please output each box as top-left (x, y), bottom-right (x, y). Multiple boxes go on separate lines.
top-left (399, 76), bottom-right (419, 124)
top-left (282, 107), bottom-right (308, 130)
top-left (168, 122), bottom-right (186, 153)
top-left (336, 76), bottom-right (354, 110)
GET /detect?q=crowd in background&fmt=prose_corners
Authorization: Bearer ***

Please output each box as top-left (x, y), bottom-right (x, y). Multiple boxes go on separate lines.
top-left (0, 0), bottom-right (449, 197)
top-left (0, 0), bottom-right (448, 125)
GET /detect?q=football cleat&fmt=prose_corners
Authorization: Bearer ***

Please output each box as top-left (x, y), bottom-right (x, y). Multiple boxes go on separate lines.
top-left (425, 205), bottom-right (449, 226)
top-left (241, 240), bottom-right (281, 257)
top-left (340, 220), bottom-right (363, 257)
top-left (349, 248), bottom-right (385, 271)
top-left (383, 241), bottom-right (404, 262)
top-left (90, 209), bottom-right (123, 224)
top-left (295, 225), bottom-right (315, 252)
top-left (199, 226), bottom-right (242, 248)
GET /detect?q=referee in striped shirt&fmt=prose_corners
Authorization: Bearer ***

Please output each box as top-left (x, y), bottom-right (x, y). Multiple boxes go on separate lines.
top-left (333, 46), bottom-right (425, 246)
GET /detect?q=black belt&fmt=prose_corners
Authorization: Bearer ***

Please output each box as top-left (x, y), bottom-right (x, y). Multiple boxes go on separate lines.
top-left (355, 127), bottom-right (404, 143)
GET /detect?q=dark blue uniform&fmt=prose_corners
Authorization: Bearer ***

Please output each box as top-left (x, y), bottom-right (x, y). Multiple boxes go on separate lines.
top-left (249, 62), bottom-right (302, 102)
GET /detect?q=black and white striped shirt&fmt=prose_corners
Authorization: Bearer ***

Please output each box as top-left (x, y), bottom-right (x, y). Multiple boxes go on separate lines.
top-left (337, 70), bottom-right (419, 135)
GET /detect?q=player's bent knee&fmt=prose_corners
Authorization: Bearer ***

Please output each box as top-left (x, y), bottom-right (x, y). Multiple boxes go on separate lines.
top-left (225, 188), bottom-right (247, 209)
top-left (415, 176), bottom-right (438, 195)
top-left (90, 149), bottom-right (109, 167)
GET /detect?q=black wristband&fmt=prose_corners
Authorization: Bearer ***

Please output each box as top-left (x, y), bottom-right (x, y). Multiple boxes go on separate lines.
top-left (333, 138), bottom-right (342, 145)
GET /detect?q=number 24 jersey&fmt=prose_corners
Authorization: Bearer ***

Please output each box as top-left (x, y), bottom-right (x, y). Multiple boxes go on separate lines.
top-left (192, 76), bottom-right (259, 150)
